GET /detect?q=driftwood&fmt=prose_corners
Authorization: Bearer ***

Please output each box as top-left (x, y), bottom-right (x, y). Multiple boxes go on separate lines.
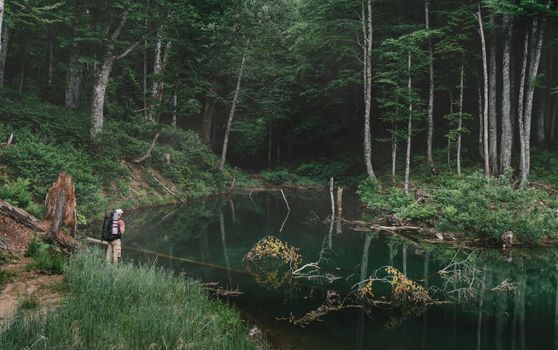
top-left (0, 133), bottom-right (13, 147)
top-left (0, 199), bottom-right (46, 232)
top-left (44, 173), bottom-right (77, 238)
top-left (131, 131), bottom-right (160, 164)
top-left (151, 175), bottom-right (178, 197)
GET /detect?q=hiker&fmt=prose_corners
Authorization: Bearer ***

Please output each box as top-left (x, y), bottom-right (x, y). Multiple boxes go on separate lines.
top-left (106, 209), bottom-right (125, 263)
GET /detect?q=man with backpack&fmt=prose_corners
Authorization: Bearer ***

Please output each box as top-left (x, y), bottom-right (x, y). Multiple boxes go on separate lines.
top-left (102, 209), bottom-right (125, 263)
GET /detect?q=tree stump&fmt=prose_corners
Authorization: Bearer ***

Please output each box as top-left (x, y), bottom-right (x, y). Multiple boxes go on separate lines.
top-left (44, 173), bottom-right (77, 238)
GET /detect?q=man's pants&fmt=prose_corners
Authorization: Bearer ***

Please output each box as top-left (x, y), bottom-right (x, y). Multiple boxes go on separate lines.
top-left (106, 239), bottom-right (121, 264)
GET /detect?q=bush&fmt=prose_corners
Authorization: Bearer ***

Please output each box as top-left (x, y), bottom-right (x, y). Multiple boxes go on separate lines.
top-left (25, 238), bottom-right (64, 275)
top-left (295, 160), bottom-right (349, 181)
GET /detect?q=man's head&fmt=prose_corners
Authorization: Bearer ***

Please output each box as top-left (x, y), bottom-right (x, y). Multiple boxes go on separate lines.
top-left (115, 209), bottom-right (124, 215)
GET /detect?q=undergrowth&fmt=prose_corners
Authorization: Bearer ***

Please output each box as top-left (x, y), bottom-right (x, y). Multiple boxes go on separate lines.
top-left (358, 171), bottom-right (558, 241)
top-left (0, 249), bottom-right (259, 349)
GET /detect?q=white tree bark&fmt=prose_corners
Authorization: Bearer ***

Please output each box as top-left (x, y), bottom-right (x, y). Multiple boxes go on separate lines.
top-left (90, 9), bottom-right (147, 141)
top-left (172, 85), bottom-right (177, 128)
top-left (517, 28), bottom-right (529, 184)
top-left (522, 18), bottom-right (545, 181)
top-left (488, 14), bottom-right (498, 173)
top-left (404, 52), bottom-right (412, 196)
top-left (499, 14), bottom-right (513, 172)
top-left (362, 0), bottom-right (376, 179)
top-left (148, 29), bottom-right (163, 123)
top-left (477, 4), bottom-right (490, 178)
top-left (91, 55), bottom-right (116, 140)
top-left (220, 42), bottom-right (249, 169)
top-left (425, 0), bottom-right (434, 169)
top-left (0, 0), bottom-right (4, 55)
top-left (457, 61), bottom-right (464, 176)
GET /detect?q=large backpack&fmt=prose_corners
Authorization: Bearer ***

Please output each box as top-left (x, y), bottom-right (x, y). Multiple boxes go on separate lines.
top-left (101, 211), bottom-right (115, 241)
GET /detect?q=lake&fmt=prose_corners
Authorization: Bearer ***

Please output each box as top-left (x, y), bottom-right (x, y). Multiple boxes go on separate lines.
top-left (98, 191), bottom-right (558, 350)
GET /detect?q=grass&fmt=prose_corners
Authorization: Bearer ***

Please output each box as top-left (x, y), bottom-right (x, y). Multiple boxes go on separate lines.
top-left (0, 249), bottom-right (259, 349)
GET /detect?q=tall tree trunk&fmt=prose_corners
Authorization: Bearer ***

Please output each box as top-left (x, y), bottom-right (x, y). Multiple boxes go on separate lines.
top-left (404, 52), bottom-right (412, 196)
top-left (65, 53), bottom-right (84, 109)
top-left (89, 8), bottom-right (147, 141)
top-left (522, 18), bottom-right (545, 181)
top-left (517, 28), bottom-right (530, 184)
top-left (500, 14), bottom-right (513, 172)
top-left (200, 81), bottom-right (218, 144)
top-left (362, 0), bottom-right (376, 179)
top-left (91, 55), bottom-right (115, 140)
top-left (551, 95), bottom-right (558, 141)
top-left (448, 89), bottom-right (453, 173)
top-left (148, 29), bottom-right (163, 123)
top-left (220, 42), bottom-right (249, 169)
top-left (478, 79), bottom-right (484, 158)
top-left (0, 0), bottom-right (4, 54)
top-left (488, 14), bottom-right (498, 173)
top-left (391, 124), bottom-right (397, 183)
top-left (0, 25), bottom-right (8, 88)
top-left (172, 84), bottom-right (177, 128)
top-left (18, 63), bottom-right (24, 93)
top-left (47, 33), bottom-right (54, 88)
top-left (535, 84), bottom-right (547, 146)
top-left (457, 61), bottom-right (464, 176)
top-left (477, 4), bottom-right (490, 177)
top-left (267, 118), bottom-right (272, 167)
top-left (425, 0), bottom-right (435, 169)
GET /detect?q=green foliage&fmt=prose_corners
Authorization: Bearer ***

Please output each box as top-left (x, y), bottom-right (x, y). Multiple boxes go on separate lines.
top-left (0, 178), bottom-right (42, 217)
top-left (0, 270), bottom-right (17, 291)
top-left (19, 295), bottom-right (39, 310)
top-left (260, 168), bottom-right (321, 186)
top-left (0, 92), bottom-right (225, 219)
top-left (1, 250), bottom-right (258, 349)
top-left (25, 238), bottom-right (64, 275)
top-left (295, 160), bottom-right (349, 181)
top-left (358, 172), bottom-right (558, 241)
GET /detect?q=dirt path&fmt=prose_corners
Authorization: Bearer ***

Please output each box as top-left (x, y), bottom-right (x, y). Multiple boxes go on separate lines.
top-left (1, 216), bottom-right (64, 323)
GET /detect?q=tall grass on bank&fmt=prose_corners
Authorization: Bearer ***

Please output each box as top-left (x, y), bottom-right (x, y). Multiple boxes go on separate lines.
top-left (0, 250), bottom-right (257, 349)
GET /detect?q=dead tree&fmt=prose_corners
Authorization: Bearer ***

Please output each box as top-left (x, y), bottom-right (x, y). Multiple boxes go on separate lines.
top-left (44, 173), bottom-right (77, 238)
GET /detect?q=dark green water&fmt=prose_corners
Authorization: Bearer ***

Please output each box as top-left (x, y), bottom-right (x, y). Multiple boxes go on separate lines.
top-left (94, 191), bottom-right (558, 350)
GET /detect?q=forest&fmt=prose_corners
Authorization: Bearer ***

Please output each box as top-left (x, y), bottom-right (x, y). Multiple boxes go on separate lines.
top-left (1, 0), bottom-right (558, 348)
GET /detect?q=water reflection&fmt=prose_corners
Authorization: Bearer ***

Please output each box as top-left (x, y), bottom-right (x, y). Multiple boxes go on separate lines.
top-left (105, 191), bottom-right (558, 350)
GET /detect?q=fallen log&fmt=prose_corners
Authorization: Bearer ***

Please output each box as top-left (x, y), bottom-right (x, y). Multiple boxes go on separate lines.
top-left (369, 225), bottom-right (421, 232)
top-left (0, 199), bottom-right (46, 232)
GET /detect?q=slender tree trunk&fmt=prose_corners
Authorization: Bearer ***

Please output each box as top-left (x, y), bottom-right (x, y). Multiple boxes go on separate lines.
top-left (448, 89), bottom-right (453, 173)
top-left (517, 28), bottom-right (530, 184)
top-left (457, 61), bottom-right (464, 176)
top-left (0, 0), bottom-right (5, 54)
top-left (425, 0), bottom-right (435, 169)
top-left (220, 42), bottom-right (249, 169)
top-left (404, 52), bottom-right (412, 196)
top-left (362, 0), bottom-right (376, 179)
top-left (172, 85), bottom-right (177, 128)
top-left (91, 55), bottom-right (115, 140)
top-left (148, 29), bottom-right (163, 123)
top-left (18, 63), bottom-right (24, 93)
top-left (143, 0), bottom-right (149, 120)
top-left (551, 95), bottom-right (558, 141)
top-left (488, 14), bottom-right (498, 173)
top-left (65, 53), bottom-right (84, 109)
top-left (478, 79), bottom-right (483, 158)
top-left (500, 14), bottom-right (513, 171)
top-left (535, 84), bottom-right (547, 146)
top-left (0, 25), bottom-right (8, 88)
top-left (392, 124), bottom-right (397, 183)
top-left (477, 4), bottom-right (490, 177)
top-left (47, 33), bottom-right (54, 88)
top-left (523, 18), bottom-right (545, 181)
top-left (200, 81), bottom-right (218, 144)
top-left (267, 118), bottom-right (272, 167)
